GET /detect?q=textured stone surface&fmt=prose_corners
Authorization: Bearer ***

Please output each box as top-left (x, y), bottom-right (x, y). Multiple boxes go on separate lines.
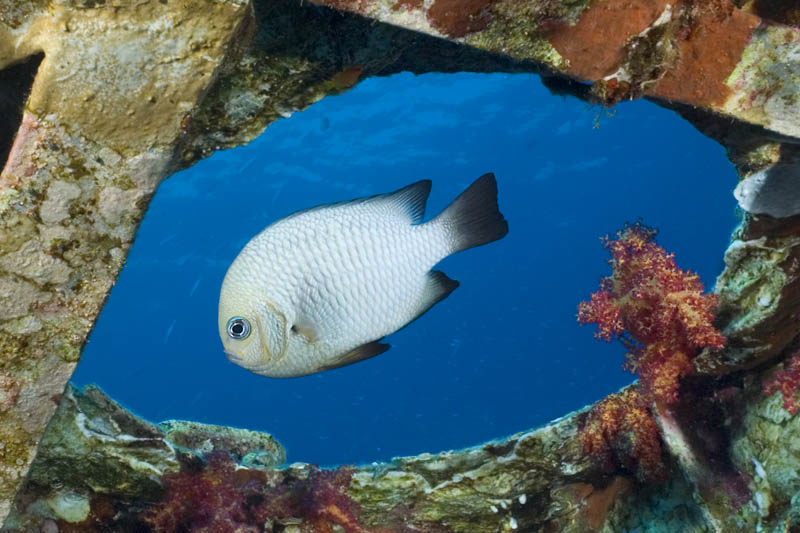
top-left (6, 373), bottom-right (800, 532)
top-left (21, 385), bottom-right (180, 503)
top-left (177, 0), bottom-right (535, 166)
top-left (311, 0), bottom-right (800, 141)
top-left (160, 419), bottom-right (285, 469)
top-left (5, 384), bottom-right (285, 531)
top-left (0, 1), bottom-right (251, 520)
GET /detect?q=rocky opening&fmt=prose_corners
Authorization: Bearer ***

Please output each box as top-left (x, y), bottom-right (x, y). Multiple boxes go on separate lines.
top-left (0, 53), bottom-right (43, 173)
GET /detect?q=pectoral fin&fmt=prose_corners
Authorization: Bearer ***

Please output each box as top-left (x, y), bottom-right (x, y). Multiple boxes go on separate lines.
top-left (320, 341), bottom-right (390, 371)
top-left (291, 320), bottom-right (318, 343)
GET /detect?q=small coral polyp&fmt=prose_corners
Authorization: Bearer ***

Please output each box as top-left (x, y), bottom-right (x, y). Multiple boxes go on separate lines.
top-left (578, 221), bottom-right (726, 404)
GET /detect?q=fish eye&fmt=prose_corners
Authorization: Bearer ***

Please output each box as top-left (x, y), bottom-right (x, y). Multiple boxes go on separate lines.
top-left (226, 317), bottom-right (251, 340)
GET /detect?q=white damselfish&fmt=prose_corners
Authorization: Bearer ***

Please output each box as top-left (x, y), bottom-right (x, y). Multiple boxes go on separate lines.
top-left (218, 173), bottom-right (508, 377)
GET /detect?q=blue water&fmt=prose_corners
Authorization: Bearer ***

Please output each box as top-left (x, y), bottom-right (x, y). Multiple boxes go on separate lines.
top-left (73, 72), bottom-right (738, 466)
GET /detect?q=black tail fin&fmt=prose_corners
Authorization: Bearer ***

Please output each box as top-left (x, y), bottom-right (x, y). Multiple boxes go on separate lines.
top-left (434, 173), bottom-right (508, 253)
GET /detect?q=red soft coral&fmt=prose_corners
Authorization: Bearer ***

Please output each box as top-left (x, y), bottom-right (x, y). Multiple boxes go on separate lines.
top-left (144, 452), bottom-right (368, 533)
top-left (579, 387), bottom-right (666, 482)
top-left (144, 452), bottom-right (258, 532)
top-left (252, 466), bottom-right (368, 533)
top-left (578, 222), bottom-right (725, 404)
top-left (763, 351), bottom-right (800, 415)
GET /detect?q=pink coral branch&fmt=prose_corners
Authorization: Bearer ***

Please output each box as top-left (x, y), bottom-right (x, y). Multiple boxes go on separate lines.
top-left (763, 352), bottom-right (800, 414)
top-left (578, 222), bottom-right (725, 404)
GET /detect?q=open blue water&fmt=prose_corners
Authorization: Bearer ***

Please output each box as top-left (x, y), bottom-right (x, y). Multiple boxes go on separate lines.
top-left (72, 72), bottom-right (739, 466)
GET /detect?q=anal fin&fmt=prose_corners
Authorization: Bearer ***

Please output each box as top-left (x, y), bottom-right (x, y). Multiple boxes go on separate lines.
top-left (410, 270), bottom-right (459, 323)
top-left (320, 340), bottom-right (391, 372)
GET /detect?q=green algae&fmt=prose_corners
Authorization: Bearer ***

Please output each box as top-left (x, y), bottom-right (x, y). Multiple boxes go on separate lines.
top-left (25, 385), bottom-right (178, 501)
top-left (160, 419), bottom-right (285, 468)
top-left (715, 237), bottom-right (794, 334)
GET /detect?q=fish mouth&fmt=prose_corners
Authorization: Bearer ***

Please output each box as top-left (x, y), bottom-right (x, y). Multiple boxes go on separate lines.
top-left (225, 350), bottom-right (270, 373)
top-left (224, 350), bottom-right (246, 365)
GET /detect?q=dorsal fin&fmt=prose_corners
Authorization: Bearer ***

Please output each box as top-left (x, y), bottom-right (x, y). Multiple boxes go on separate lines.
top-left (376, 180), bottom-right (432, 224)
top-left (278, 180), bottom-right (432, 226)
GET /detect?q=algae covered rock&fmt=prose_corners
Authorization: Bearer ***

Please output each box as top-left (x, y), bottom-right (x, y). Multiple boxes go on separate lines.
top-left (6, 384), bottom-right (286, 531)
top-left (160, 419), bottom-right (285, 469)
top-left (25, 384), bottom-right (177, 501)
top-left (23, 384), bottom-right (286, 501)
top-left (7, 375), bottom-right (800, 532)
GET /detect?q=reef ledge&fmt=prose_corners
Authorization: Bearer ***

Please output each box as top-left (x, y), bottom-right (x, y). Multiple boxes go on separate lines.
top-left (6, 372), bottom-right (800, 532)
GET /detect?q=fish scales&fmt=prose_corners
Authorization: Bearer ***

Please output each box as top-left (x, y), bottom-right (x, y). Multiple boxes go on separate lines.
top-left (218, 174), bottom-right (507, 377)
top-left (276, 210), bottom-right (439, 343)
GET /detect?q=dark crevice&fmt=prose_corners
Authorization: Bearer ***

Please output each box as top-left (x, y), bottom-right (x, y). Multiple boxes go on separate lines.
top-left (176, 0), bottom-right (541, 169)
top-left (0, 53), bottom-right (44, 172)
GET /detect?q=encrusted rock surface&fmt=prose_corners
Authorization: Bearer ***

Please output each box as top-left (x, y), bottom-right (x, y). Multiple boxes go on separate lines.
top-left (3, 0), bottom-right (800, 529)
top-left (312, 0), bottom-right (800, 141)
top-left (160, 419), bottom-right (286, 469)
top-left (0, 1), bottom-right (251, 520)
top-left (6, 384), bottom-right (284, 530)
top-left (6, 373), bottom-right (800, 532)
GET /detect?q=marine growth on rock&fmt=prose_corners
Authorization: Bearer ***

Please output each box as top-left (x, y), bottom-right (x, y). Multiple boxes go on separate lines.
top-left (763, 351), bottom-right (800, 415)
top-left (577, 386), bottom-right (666, 482)
top-left (143, 451), bottom-right (367, 533)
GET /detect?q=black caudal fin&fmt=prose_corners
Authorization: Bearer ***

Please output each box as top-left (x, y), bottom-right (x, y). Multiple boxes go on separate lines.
top-left (434, 173), bottom-right (508, 253)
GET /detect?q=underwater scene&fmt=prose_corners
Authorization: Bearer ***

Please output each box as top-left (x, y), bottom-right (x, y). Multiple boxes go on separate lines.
top-left (6, 1), bottom-right (800, 531)
top-left (73, 72), bottom-right (737, 466)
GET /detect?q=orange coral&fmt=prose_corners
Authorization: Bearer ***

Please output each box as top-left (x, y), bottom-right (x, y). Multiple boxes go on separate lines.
top-left (578, 222), bottom-right (725, 404)
top-left (578, 387), bottom-right (666, 482)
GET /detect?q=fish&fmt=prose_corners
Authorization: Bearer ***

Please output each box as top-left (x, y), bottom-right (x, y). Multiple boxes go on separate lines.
top-left (218, 173), bottom-right (508, 378)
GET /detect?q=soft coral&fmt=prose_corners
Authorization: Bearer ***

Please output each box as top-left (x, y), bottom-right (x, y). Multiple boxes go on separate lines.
top-left (576, 222), bottom-right (726, 481)
top-left (578, 387), bottom-right (666, 482)
top-left (763, 351), bottom-right (800, 415)
top-left (578, 222), bottom-right (725, 404)
top-left (144, 452), bottom-right (368, 533)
